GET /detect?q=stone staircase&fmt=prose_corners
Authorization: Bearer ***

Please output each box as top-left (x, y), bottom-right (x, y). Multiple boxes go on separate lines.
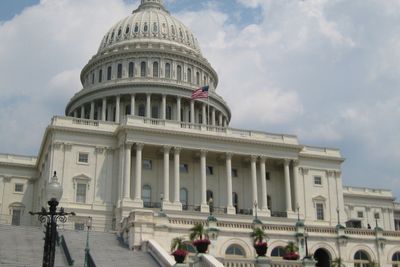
top-left (0, 224), bottom-right (159, 267)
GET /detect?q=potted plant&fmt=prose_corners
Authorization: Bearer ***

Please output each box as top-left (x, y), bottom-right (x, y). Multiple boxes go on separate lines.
top-left (190, 223), bottom-right (210, 253)
top-left (283, 242), bottom-right (299, 260)
top-left (171, 237), bottom-right (188, 264)
top-left (250, 227), bottom-right (268, 257)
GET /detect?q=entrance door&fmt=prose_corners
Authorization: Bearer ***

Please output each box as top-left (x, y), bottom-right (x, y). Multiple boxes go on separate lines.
top-left (11, 209), bottom-right (21, 226)
top-left (314, 248), bottom-right (331, 267)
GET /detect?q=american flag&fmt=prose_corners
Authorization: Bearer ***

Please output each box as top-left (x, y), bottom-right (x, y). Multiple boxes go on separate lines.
top-left (191, 85), bottom-right (209, 100)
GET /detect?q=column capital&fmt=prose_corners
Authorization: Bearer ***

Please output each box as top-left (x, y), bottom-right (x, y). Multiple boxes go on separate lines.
top-left (177, 96), bottom-right (181, 100)
top-left (136, 143), bottom-right (144, 150)
top-left (325, 170), bottom-right (335, 177)
top-left (334, 170), bottom-right (342, 177)
top-left (299, 167), bottom-right (309, 175)
top-left (283, 158), bottom-right (291, 165)
top-left (200, 149), bottom-right (207, 156)
top-left (163, 145), bottom-right (171, 153)
top-left (131, 93), bottom-right (136, 97)
top-left (292, 159), bottom-right (300, 167)
top-left (174, 147), bottom-right (182, 154)
top-left (250, 155), bottom-right (258, 162)
top-left (226, 152), bottom-right (233, 160)
top-left (124, 143), bottom-right (133, 149)
top-left (259, 156), bottom-right (267, 163)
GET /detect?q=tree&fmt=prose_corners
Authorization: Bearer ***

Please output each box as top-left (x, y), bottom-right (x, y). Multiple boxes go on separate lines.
top-left (284, 242), bottom-right (299, 253)
top-left (189, 223), bottom-right (208, 241)
top-left (250, 227), bottom-right (267, 244)
top-left (171, 237), bottom-right (186, 252)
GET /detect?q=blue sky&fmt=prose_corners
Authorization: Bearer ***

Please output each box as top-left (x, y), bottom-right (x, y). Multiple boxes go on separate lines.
top-left (0, 0), bottom-right (399, 199)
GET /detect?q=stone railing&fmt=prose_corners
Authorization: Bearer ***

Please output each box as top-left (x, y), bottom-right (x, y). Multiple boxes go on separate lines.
top-left (219, 258), bottom-right (304, 267)
top-left (51, 116), bottom-right (118, 132)
top-left (344, 228), bottom-right (375, 236)
top-left (146, 239), bottom-right (175, 267)
top-left (125, 115), bottom-right (299, 146)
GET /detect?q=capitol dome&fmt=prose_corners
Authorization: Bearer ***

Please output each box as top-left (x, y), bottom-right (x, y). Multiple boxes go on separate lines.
top-left (99, 0), bottom-right (201, 55)
top-left (65, 0), bottom-right (231, 128)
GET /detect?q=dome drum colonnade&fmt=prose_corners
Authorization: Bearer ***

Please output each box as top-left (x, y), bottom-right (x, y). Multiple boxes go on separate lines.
top-left (119, 142), bottom-right (300, 217)
top-left (65, 0), bottom-right (230, 127)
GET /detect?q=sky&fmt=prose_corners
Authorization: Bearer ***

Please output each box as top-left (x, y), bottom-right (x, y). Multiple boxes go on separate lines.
top-left (0, 0), bottom-right (399, 199)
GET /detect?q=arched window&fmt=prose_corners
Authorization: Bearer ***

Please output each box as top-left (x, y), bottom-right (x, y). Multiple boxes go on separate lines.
top-left (187, 68), bottom-right (192, 83)
top-left (143, 22), bottom-right (148, 32)
top-left (107, 66), bottom-right (112, 80)
top-left (225, 244), bottom-right (245, 257)
top-left (141, 62), bottom-right (146, 77)
top-left (171, 25), bottom-right (175, 35)
top-left (196, 72), bottom-right (200, 85)
top-left (91, 73), bottom-right (95, 84)
top-left (166, 106), bottom-right (172, 120)
top-left (180, 188), bottom-right (188, 210)
top-left (153, 22), bottom-right (158, 33)
top-left (392, 252), bottom-right (400, 267)
top-left (134, 23), bottom-right (139, 33)
top-left (177, 65), bottom-right (182, 81)
top-left (98, 69), bottom-right (103, 83)
top-left (354, 250), bottom-right (370, 267)
top-left (153, 62), bottom-right (159, 78)
top-left (117, 64), bottom-right (122, 78)
top-left (165, 63), bottom-right (171, 78)
top-left (271, 246), bottom-right (285, 257)
top-left (125, 26), bottom-right (130, 34)
top-left (129, 62), bottom-right (134, 77)
top-left (138, 104), bottom-right (145, 117)
top-left (125, 105), bottom-right (131, 115)
top-left (142, 185), bottom-right (152, 208)
top-left (206, 190), bottom-right (213, 202)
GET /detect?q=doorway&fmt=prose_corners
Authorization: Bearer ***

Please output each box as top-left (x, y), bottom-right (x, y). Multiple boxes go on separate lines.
top-left (314, 248), bottom-right (331, 267)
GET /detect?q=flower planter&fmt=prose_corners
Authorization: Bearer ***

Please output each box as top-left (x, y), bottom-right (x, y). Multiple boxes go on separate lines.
top-left (172, 249), bottom-right (187, 263)
top-left (193, 239), bottom-right (210, 253)
top-left (283, 252), bottom-right (300, 260)
top-left (254, 242), bottom-right (268, 257)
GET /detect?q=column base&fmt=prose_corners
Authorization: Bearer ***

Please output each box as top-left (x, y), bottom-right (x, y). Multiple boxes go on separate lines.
top-left (131, 199), bottom-right (144, 208)
top-left (258, 209), bottom-right (271, 217)
top-left (226, 206), bottom-right (236, 215)
top-left (256, 256), bottom-right (271, 267)
top-left (200, 204), bottom-right (209, 213)
top-left (286, 211), bottom-right (298, 219)
top-left (162, 201), bottom-right (182, 211)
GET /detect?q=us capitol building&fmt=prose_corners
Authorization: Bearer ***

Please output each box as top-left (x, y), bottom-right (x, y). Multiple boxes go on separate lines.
top-left (1, 0), bottom-right (400, 266)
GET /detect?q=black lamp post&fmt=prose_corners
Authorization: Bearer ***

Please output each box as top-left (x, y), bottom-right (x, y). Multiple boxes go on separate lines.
top-left (29, 171), bottom-right (75, 267)
top-left (209, 197), bottom-right (214, 216)
top-left (84, 216), bottom-right (92, 267)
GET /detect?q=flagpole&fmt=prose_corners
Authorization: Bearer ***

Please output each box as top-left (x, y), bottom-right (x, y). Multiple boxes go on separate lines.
top-left (207, 89), bottom-right (210, 126)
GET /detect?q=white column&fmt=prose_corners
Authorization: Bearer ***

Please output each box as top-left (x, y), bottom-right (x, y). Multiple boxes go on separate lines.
top-left (134, 143), bottom-right (144, 206)
top-left (146, 94), bottom-right (151, 118)
top-left (176, 97), bottom-right (181, 122)
top-left (211, 108), bottom-right (216, 126)
top-left (223, 117), bottom-right (228, 127)
top-left (163, 146), bottom-right (170, 204)
top-left (73, 110), bottom-right (78, 118)
top-left (161, 94), bottom-right (166, 120)
top-left (202, 104), bottom-right (206, 125)
top-left (115, 95), bottom-right (120, 123)
top-left (174, 148), bottom-right (181, 204)
top-left (190, 100), bottom-right (195, 123)
top-left (200, 150), bottom-right (209, 213)
top-left (251, 156), bottom-right (258, 215)
top-left (226, 153), bottom-right (235, 214)
top-left (284, 159), bottom-right (293, 212)
top-left (102, 98), bottom-right (107, 121)
top-left (218, 113), bottom-right (223, 126)
top-left (81, 105), bottom-right (85, 119)
top-left (260, 157), bottom-right (268, 212)
top-left (90, 102), bottom-right (95, 120)
top-left (123, 143), bottom-right (131, 200)
top-left (292, 160), bottom-right (299, 213)
top-left (131, 94), bottom-right (135, 116)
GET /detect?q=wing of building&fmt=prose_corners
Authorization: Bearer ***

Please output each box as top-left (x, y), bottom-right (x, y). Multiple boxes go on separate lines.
top-left (1, 0), bottom-right (400, 266)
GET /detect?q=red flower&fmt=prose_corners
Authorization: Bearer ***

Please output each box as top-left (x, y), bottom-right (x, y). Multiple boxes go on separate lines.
top-left (193, 239), bottom-right (211, 246)
top-left (283, 252), bottom-right (300, 260)
top-left (172, 249), bottom-right (188, 257)
top-left (254, 242), bottom-right (268, 247)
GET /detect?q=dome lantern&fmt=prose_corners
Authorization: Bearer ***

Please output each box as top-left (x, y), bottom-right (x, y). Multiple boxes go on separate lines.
top-left (138, 0), bottom-right (165, 10)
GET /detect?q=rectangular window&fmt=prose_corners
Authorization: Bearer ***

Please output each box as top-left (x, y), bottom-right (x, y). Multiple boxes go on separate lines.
top-left (78, 153), bottom-right (89, 164)
top-left (316, 203), bottom-right (324, 220)
top-left (231, 168), bottom-right (238, 177)
top-left (76, 183), bottom-right (87, 203)
top-left (143, 159), bottom-right (152, 170)
top-left (107, 66), bottom-right (112, 80)
top-left (166, 106), bottom-right (172, 120)
top-left (74, 223), bottom-right (85, 231)
top-left (266, 172), bottom-right (270, 181)
top-left (206, 166), bottom-right (213, 175)
top-left (180, 163), bottom-right (189, 173)
top-left (14, 183), bottom-right (24, 193)
top-left (357, 211), bottom-right (364, 218)
top-left (98, 69), bottom-right (102, 83)
top-left (374, 212), bottom-right (380, 219)
top-left (314, 176), bottom-right (322, 185)
top-left (91, 73), bottom-right (95, 84)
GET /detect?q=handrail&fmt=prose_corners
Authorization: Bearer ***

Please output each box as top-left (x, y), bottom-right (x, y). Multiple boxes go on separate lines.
top-left (60, 235), bottom-right (74, 266)
top-left (199, 254), bottom-right (224, 267)
top-left (147, 239), bottom-right (175, 267)
top-left (87, 251), bottom-right (97, 267)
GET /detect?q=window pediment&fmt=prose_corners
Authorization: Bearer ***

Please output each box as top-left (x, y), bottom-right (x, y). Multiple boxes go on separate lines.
top-left (312, 195), bottom-right (327, 202)
top-left (73, 174), bottom-right (91, 189)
